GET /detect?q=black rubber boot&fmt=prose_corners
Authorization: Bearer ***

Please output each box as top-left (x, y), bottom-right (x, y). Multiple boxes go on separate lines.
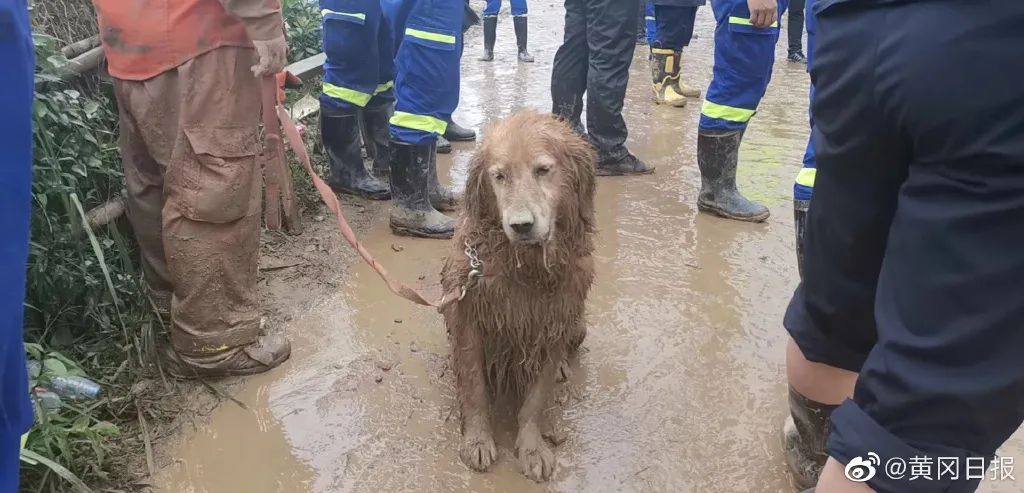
top-left (596, 151), bottom-right (654, 176)
top-left (360, 101), bottom-right (392, 179)
top-left (389, 140), bottom-right (455, 239)
top-left (322, 111), bottom-right (390, 200)
top-left (696, 130), bottom-right (770, 222)
top-left (514, 16), bottom-right (534, 63)
top-left (479, 16), bottom-right (497, 62)
top-left (428, 147), bottom-right (461, 212)
top-left (794, 199), bottom-right (810, 278)
top-left (437, 135), bottom-right (452, 154)
top-left (782, 386), bottom-right (837, 490)
top-left (444, 120), bottom-right (476, 142)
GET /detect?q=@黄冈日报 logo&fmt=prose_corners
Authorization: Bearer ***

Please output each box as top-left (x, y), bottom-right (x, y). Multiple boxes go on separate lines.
top-left (845, 453), bottom-right (880, 482)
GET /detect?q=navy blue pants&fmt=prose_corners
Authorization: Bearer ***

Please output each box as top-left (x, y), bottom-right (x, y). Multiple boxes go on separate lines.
top-left (785, 1), bottom-right (1024, 491)
top-left (651, 5), bottom-right (698, 50)
top-left (792, 0), bottom-right (815, 202)
top-left (644, 2), bottom-right (656, 45)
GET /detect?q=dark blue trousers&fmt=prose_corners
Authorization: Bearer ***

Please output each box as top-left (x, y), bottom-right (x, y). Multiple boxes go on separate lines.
top-left (651, 5), bottom-right (698, 50)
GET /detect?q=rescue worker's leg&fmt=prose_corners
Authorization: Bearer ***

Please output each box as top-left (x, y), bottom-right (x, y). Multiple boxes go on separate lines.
top-left (480, 0), bottom-right (499, 61)
top-left (162, 47), bottom-right (289, 376)
top-left (360, 9), bottom-right (398, 180)
top-left (696, 0), bottom-right (786, 222)
top-left (551, 0), bottom-right (589, 135)
top-left (794, 2), bottom-right (1024, 492)
top-left (644, 2), bottom-right (657, 47)
top-left (511, 0), bottom-right (534, 62)
top-left (650, 5), bottom-right (700, 107)
top-left (113, 77), bottom-right (177, 317)
top-left (786, 0), bottom-right (805, 62)
top-left (585, 0), bottom-right (652, 175)
top-left (637, 1), bottom-right (648, 45)
top-left (320, 1), bottom-right (391, 199)
top-left (388, 0), bottom-right (465, 238)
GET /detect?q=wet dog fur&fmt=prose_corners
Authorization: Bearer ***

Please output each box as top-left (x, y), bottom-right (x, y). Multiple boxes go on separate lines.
top-left (440, 111), bottom-right (596, 482)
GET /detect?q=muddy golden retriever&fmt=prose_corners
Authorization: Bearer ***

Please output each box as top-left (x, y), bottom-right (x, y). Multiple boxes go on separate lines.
top-left (440, 111), bottom-right (596, 482)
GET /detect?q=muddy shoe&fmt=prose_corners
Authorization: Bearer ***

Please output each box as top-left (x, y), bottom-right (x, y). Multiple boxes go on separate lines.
top-left (696, 130), bottom-right (770, 222)
top-left (514, 16), bottom-right (534, 63)
top-left (322, 110), bottom-right (390, 200)
top-left (360, 101), bottom-right (393, 179)
top-left (650, 48), bottom-right (688, 108)
top-left (165, 334), bottom-right (292, 379)
top-left (428, 149), bottom-right (461, 212)
top-left (390, 140), bottom-right (455, 239)
top-left (782, 386), bottom-right (837, 490)
top-left (444, 120), bottom-right (476, 142)
top-left (479, 16), bottom-right (496, 62)
top-left (596, 152), bottom-right (654, 176)
top-left (437, 135), bottom-right (452, 154)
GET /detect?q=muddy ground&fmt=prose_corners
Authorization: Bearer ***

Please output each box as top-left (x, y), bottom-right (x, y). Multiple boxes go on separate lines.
top-left (150, 5), bottom-right (1023, 493)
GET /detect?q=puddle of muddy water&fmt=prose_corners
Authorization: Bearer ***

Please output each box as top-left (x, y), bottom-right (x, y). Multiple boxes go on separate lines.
top-left (153, 5), bottom-right (1024, 493)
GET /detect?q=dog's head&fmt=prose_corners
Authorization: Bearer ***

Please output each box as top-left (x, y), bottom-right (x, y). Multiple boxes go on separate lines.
top-left (464, 111), bottom-right (596, 245)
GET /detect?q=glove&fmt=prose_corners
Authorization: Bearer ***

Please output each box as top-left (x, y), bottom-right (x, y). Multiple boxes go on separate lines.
top-left (252, 36), bottom-right (288, 78)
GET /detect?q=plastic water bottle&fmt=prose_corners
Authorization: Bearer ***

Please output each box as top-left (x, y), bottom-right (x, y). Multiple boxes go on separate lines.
top-left (48, 376), bottom-right (101, 400)
top-left (32, 388), bottom-right (62, 410)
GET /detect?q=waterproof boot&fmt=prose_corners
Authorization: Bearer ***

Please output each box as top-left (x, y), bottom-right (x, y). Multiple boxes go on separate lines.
top-left (322, 111), bottom-right (390, 200)
top-left (166, 333), bottom-right (292, 378)
top-left (696, 130), bottom-right (770, 222)
top-left (782, 386), bottom-right (837, 490)
top-left (444, 120), bottom-right (476, 142)
top-left (429, 147), bottom-right (461, 212)
top-left (794, 199), bottom-right (810, 278)
top-left (514, 16), bottom-right (534, 63)
top-left (389, 140), bottom-right (455, 238)
top-left (360, 102), bottom-right (393, 179)
top-left (479, 16), bottom-right (497, 62)
top-left (437, 135), bottom-right (452, 154)
top-left (596, 151), bottom-right (654, 176)
top-left (650, 48), bottom-right (688, 107)
top-left (676, 51), bottom-right (701, 98)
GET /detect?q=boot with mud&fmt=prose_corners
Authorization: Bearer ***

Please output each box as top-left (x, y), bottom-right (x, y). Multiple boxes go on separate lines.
top-left (428, 147), bottom-right (461, 212)
top-left (782, 386), bottom-right (837, 490)
top-left (675, 51), bottom-right (701, 99)
top-left (437, 135), bottom-right (452, 154)
top-left (794, 198), bottom-right (810, 278)
top-left (165, 332), bottom-right (292, 379)
top-left (444, 120), bottom-right (477, 142)
top-left (650, 48), bottom-right (688, 107)
top-left (696, 130), bottom-right (770, 222)
top-left (389, 140), bottom-right (455, 238)
top-left (322, 110), bottom-right (390, 200)
top-left (479, 16), bottom-right (497, 62)
top-left (514, 16), bottom-right (535, 63)
top-left (360, 101), bottom-right (393, 179)
top-left (597, 151), bottom-right (654, 176)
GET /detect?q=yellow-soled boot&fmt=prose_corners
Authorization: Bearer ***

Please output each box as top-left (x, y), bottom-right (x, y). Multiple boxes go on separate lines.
top-left (676, 51), bottom-right (701, 98)
top-left (651, 48), bottom-right (688, 107)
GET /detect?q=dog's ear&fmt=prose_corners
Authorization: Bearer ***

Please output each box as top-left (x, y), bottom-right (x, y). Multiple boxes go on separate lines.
top-left (464, 148), bottom-right (498, 223)
top-left (555, 120), bottom-right (597, 233)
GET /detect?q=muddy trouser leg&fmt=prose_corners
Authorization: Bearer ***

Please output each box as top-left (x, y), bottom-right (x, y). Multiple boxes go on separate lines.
top-left (787, 2), bottom-right (1024, 492)
top-left (582, 0), bottom-right (638, 163)
top-left (550, 0), bottom-right (588, 135)
top-left (113, 77), bottom-right (178, 312)
top-left (161, 47), bottom-right (263, 358)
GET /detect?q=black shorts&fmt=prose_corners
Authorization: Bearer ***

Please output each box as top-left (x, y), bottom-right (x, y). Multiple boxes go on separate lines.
top-left (784, 1), bottom-right (1024, 492)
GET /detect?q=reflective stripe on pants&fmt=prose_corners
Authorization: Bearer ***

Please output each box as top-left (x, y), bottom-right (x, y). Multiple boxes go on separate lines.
top-left (321, 0), bottom-right (394, 112)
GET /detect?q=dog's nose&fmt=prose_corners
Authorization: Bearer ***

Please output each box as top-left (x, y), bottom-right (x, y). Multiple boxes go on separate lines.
top-left (510, 219), bottom-right (534, 235)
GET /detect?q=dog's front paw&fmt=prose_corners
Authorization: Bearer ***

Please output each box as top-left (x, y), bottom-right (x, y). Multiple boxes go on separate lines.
top-left (517, 439), bottom-right (555, 482)
top-left (459, 431), bottom-right (497, 472)
top-left (556, 359), bottom-right (572, 383)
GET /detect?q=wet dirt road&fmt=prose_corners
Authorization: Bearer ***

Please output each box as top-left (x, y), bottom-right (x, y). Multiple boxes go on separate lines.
top-left (153, 4), bottom-right (1023, 493)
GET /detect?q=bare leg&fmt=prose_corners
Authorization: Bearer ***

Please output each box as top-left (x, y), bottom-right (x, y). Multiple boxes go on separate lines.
top-left (815, 458), bottom-right (876, 492)
top-left (516, 361), bottom-right (557, 482)
top-left (786, 338), bottom-right (857, 405)
top-left (453, 324), bottom-right (496, 471)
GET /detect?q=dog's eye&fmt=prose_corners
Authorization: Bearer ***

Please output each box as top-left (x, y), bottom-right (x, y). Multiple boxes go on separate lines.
top-left (535, 166), bottom-right (551, 177)
top-left (494, 171), bottom-right (506, 182)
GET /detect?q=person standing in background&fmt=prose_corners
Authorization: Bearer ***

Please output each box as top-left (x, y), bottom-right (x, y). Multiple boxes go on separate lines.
top-left (648, 0), bottom-right (705, 107)
top-left (696, 0), bottom-right (787, 223)
top-left (786, 0), bottom-right (805, 63)
top-left (1, 0), bottom-right (36, 486)
top-left (551, 0), bottom-right (652, 176)
top-left (478, 0), bottom-right (534, 62)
